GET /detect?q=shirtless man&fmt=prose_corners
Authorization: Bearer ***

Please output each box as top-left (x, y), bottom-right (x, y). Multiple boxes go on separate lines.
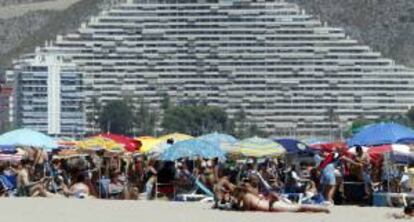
top-left (16, 159), bottom-right (51, 197)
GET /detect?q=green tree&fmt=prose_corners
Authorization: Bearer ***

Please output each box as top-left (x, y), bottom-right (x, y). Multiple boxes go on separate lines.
top-left (247, 122), bottom-right (268, 138)
top-left (160, 93), bottom-right (172, 110)
top-left (162, 105), bottom-right (229, 136)
top-left (233, 108), bottom-right (248, 138)
top-left (135, 98), bottom-right (158, 136)
top-left (407, 107), bottom-right (414, 123)
top-left (379, 113), bottom-right (411, 126)
top-left (99, 100), bottom-right (134, 135)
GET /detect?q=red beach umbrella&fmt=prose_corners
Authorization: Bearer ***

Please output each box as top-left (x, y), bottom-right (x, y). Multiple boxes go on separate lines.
top-left (95, 133), bottom-right (139, 152)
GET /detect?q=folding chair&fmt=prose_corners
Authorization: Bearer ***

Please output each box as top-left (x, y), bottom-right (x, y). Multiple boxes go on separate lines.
top-left (155, 182), bottom-right (175, 200)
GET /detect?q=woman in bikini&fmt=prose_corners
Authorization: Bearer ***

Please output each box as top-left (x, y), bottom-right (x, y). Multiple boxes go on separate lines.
top-left (231, 184), bottom-right (330, 213)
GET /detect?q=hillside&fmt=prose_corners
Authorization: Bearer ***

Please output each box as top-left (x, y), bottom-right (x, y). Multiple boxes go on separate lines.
top-left (287, 0), bottom-right (414, 68)
top-left (0, 0), bottom-right (113, 69)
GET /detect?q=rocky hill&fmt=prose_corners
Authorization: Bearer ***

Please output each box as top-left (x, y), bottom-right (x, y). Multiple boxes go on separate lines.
top-left (0, 0), bottom-right (113, 70)
top-left (288, 0), bottom-right (414, 68)
top-left (0, 0), bottom-right (414, 70)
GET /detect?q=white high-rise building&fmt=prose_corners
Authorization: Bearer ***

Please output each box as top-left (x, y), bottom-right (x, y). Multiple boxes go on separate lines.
top-left (7, 51), bottom-right (85, 137)
top-left (8, 0), bottom-right (414, 136)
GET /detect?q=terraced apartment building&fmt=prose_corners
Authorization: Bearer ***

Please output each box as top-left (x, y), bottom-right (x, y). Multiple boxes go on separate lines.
top-left (7, 0), bottom-right (414, 136)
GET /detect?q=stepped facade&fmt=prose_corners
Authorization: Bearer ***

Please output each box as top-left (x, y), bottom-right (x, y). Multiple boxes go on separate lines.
top-left (7, 0), bottom-right (414, 136)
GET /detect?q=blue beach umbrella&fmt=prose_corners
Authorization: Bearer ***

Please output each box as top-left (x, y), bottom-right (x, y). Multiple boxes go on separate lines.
top-left (347, 123), bottom-right (414, 147)
top-left (274, 138), bottom-right (313, 154)
top-left (198, 132), bottom-right (238, 151)
top-left (0, 128), bottom-right (58, 150)
top-left (159, 139), bottom-right (225, 161)
top-left (0, 145), bottom-right (17, 154)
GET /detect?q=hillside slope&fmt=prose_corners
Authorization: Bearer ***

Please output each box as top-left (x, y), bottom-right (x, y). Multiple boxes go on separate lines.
top-left (288, 0), bottom-right (414, 68)
top-left (0, 0), bottom-right (112, 68)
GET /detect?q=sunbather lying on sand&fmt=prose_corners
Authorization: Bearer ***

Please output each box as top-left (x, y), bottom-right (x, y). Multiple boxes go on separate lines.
top-left (231, 184), bottom-right (330, 213)
top-left (214, 177), bottom-right (329, 213)
top-left (389, 202), bottom-right (414, 219)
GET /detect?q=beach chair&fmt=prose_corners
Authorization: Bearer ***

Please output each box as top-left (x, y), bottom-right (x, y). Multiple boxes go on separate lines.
top-left (175, 177), bottom-right (214, 202)
top-left (155, 182), bottom-right (175, 200)
top-left (0, 175), bottom-right (16, 197)
top-left (252, 171), bottom-right (306, 204)
top-left (98, 178), bottom-right (124, 199)
top-left (97, 178), bottom-right (110, 199)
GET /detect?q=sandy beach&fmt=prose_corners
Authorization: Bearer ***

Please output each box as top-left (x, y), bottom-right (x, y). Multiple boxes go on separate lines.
top-left (0, 198), bottom-right (402, 222)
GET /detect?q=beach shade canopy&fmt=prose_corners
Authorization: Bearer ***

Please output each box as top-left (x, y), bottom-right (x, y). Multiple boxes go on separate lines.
top-left (198, 132), bottom-right (238, 151)
top-left (274, 138), bottom-right (313, 154)
top-left (159, 139), bottom-right (225, 161)
top-left (226, 137), bottom-right (285, 158)
top-left (76, 137), bottom-right (124, 152)
top-left (135, 136), bottom-right (162, 153)
top-left (96, 133), bottom-right (139, 152)
top-left (56, 137), bottom-right (78, 148)
top-left (0, 153), bottom-right (23, 163)
top-left (347, 123), bottom-right (414, 147)
top-left (348, 144), bottom-right (411, 155)
top-left (309, 141), bottom-right (347, 153)
top-left (0, 128), bottom-right (58, 150)
top-left (348, 144), bottom-right (412, 166)
top-left (149, 133), bottom-right (193, 155)
top-left (0, 145), bottom-right (17, 154)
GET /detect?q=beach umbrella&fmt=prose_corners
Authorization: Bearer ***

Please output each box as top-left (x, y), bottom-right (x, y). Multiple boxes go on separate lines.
top-left (302, 138), bottom-right (327, 145)
top-left (309, 141), bottom-right (347, 153)
top-left (274, 138), bottom-right (313, 154)
top-left (0, 145), bottom-right (17, 154)
top-left (159, 139), bottom-right (225, 161)
top-left (348, 144), bottom-right (411, 155)
top-left (0, 153), bottom-right (23, 163)
top-left (198, 132), bottom-right (238, 151)
top-left (96, 133), bottom-right (139, 152)
top-left (0, 128), bottom-right (58, 150)
top-left (347, 123), bottom-right (414, 147)
top-left (76, 137), bottom-right (124, 152)
top-left (56, 137), bottom-right (78, 148)
top-left (135, 136), bottom-right (162, 153)
top-left (226, 136), bottom-right (285, 157)
top-left (348, 144), bottom-right (412, 167)
top-left (149, 133), bottom-right (193, 155)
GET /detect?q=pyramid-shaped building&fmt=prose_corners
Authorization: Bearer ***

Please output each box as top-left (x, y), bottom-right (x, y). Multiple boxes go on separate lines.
top-left (7, 0), bottom-right (414, 136)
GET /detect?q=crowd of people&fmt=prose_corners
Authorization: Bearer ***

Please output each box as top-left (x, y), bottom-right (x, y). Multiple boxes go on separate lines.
top-left (0, 145), bottom-right (404, 214)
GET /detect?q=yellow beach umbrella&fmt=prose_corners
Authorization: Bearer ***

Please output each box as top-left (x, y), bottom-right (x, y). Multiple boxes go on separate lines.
top-left (227, 136), bottom-right (286, 158)
top-left (76, 137), bottom-right (124, 152)
top-left (144, 133), bottom-right (193, 154)
top-left (135, 136), bottom-right (162, 153)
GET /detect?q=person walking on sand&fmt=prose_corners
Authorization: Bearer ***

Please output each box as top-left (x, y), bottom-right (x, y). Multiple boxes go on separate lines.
top-left (318, 152), bottom-right (340, 205)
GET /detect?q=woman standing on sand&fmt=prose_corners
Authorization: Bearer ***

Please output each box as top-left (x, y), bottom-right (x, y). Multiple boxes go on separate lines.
top-left (144, 159), bottom-right (158, 200)
top-left (319, 152), bottom-right (341, 205)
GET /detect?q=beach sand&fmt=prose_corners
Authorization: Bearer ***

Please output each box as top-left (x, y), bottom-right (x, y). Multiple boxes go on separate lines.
top-left (0, 198), bottom-right (403, 222)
